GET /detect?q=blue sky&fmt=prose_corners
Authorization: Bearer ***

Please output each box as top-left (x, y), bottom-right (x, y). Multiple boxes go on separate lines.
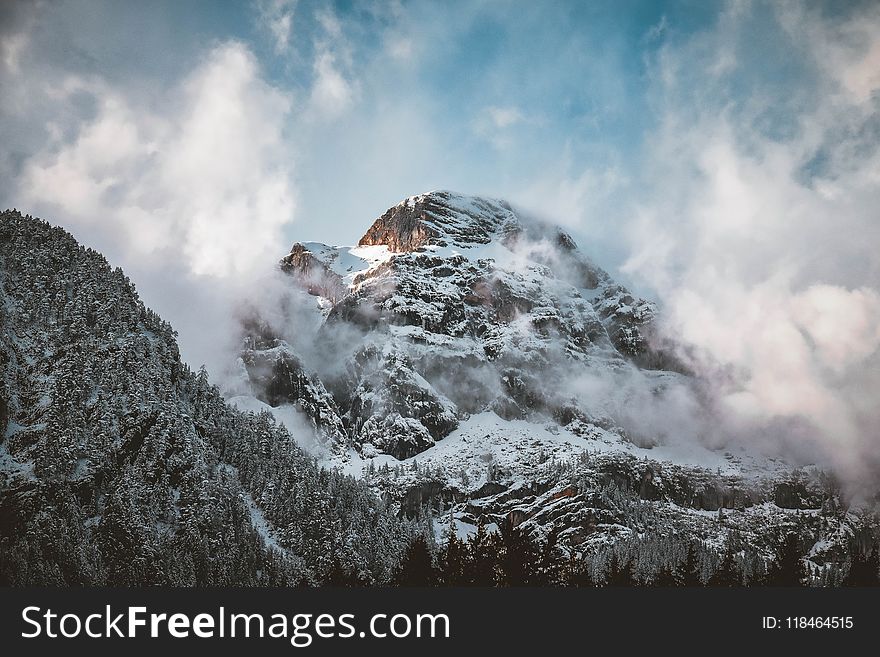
top-left (0, 0), bottom-right (820, 258)
top-left (2, 0), bottom-right (880, 482)
top-left (1, 0), bottom-right (878, 293)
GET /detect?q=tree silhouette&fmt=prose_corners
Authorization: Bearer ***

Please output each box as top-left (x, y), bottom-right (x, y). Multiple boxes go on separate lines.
top-left (844, 541), bottom-right (880, 586)
top-left (536, 526), bottom-right (562, 586)
top-left (467, 518), bottom-right (498, 586)
top-left (708, 544), bottom-right (741, 587)
top-left (606, 552), bottom-right (635, 586)
top-left (498, 520), bottom-right (539, 586)
top-left (438, 518), bottom-right (468, 586)
top-left (766, 533), bottom-right (804, 586)
top-left (395, 534), bottom-right (436, 586)
top-left (654, 565), bottom-right (678, 587)
top-left (678, 543), bottom-right (703, 586)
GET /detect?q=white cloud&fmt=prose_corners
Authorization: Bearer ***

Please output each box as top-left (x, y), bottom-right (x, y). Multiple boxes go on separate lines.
top-left (306, 8), bottom-right (357, 119)
top-left (790, 285), bottom-right (880, 376)
top-left (256, 0), bottom-right (297, 54)
top-left (1, 29), bottom-right (28, 74)
top-left (386, 35), bottom-right (414, 61)
top-left (779, 2), bottom-right (880, 106)
top-left (309, 50), bottom-right (355, 116)
top-left (512, 160), bottom-right (625, 235)
top-left (473, 105), bottom-right (531, 150)
top-left (644, 15), bottom-right (668, 42)
top-left (622, 3), bottom-right (880, 490)
top-left (19, 41), bottom-right (296, 279)
top-left (315, 8), bottom-right (343, 41)
top-left (486, 105), bottom-right (524, 129)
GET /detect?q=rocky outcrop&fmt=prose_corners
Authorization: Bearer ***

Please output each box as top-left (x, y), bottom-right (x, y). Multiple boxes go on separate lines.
top-left (281, 243), bottom-right (346, 303)
top-left (358, 200), bottom-right (439, 252)
top-left (240, 341), bottom-right (346, 442)
top-left (358, 190), bottom-right (514, 251)
top-left (345, 350), bottom-right (459, 457)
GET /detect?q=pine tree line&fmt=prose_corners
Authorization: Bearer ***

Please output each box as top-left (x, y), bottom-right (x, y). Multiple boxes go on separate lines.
top-left (394, 515), bottom-right (880, 587)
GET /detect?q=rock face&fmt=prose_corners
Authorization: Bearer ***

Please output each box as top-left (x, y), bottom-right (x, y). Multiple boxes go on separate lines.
top-left (247, 191), bottom-right (669, 459)
top-left (358, 199), bottom-right (438, 251)
top-left (240, 340), bottom-right (347, 442)
top-left (358, 191), bottom-right (506, 250)
top-left (280, 243), bottom-right (346, 303)
top-left (347, 350), bottom-right (459, 459)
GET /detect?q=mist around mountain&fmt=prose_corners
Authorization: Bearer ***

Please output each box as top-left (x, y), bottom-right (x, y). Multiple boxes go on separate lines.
top-left (2, 196), bottom-right (878, 587)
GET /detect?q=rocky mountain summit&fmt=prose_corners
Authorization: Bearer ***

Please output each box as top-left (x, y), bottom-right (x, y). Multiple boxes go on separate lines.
top-left (252, 191), bottom-right (666, 457)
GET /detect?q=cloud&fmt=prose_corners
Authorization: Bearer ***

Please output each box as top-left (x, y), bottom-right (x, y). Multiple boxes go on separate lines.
top-left (790, 285), bottom-right (880, 376)
top-left (306, 7), bottom-right (357, 118)
top-left (385, 35), bottom-right (414, 62)
top-left (621, 2), bottom-right (880, 491)
top-left (486, 105), bottom-right (524, 129)
top-left (309, 50), bottom-right (355, 116)
top-left (19, 41), bottom-right (295, 279)
top-left (1, 29), bottom-right (27, 74)
top-left (473, 106), bottom-right (531, 150)
top-left (513, 158), bottom-right (626, 231)
top-left (256, 0), bottom-right (297, 54)
top-left (779, 2), bottom-right (880, 106)
top-left (644, 15), bottom-right (668, 43)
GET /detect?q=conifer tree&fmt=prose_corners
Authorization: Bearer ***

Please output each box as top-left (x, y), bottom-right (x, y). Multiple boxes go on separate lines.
top-left (606, 552), bottom-right (635, 586)
top-left (498, 520), bottom-right (539, 586)
top-left (766, 532), bottom-right (804, 586)
top-left (467, 518), bottom-right (498, 586)
top-left (708, 544), bottom-right (740, 587)
top-left (395, 534), bottom-right (436, 586)
top-left (843, 542), bottom-right (880, 586)
top-left (439, 516), bottom-right (468, 586)
top-left (678, 543), bottom-right (703, 586)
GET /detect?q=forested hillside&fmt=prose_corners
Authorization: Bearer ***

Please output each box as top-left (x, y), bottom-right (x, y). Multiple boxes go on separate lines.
top-left (0, 210), bottom-right (410, 585)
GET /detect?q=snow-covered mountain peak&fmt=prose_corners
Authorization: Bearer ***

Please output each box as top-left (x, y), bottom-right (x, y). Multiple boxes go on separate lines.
top-left (281, 191), bottom-right (615, 310)
top-left (251, 191), bottom-right (682, 465)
